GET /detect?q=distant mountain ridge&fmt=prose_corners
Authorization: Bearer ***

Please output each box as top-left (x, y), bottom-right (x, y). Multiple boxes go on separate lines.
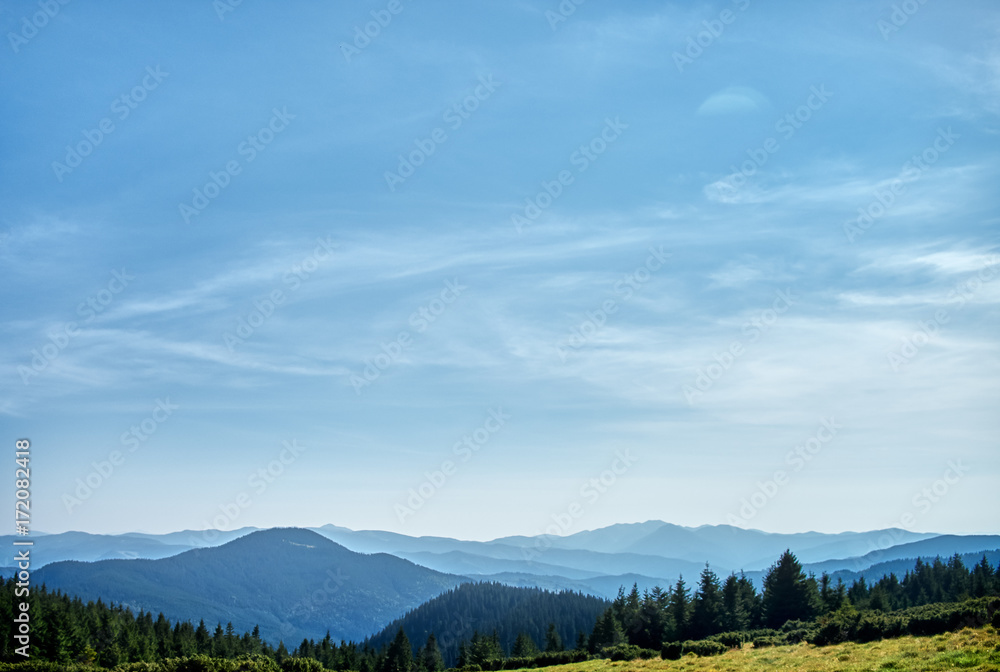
top-left (9, 521), bottom-right (1000, 597)
top-left (3, 521), bottom-right (953, 569)
top-left (8, 522), bottom-right (996, 591)
top-left (17, 524), bottom-right (1000, 648)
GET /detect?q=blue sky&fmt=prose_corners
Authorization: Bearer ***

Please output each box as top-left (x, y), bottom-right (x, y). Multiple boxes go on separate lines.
top-left (1, 0), bottom-right (998, 540)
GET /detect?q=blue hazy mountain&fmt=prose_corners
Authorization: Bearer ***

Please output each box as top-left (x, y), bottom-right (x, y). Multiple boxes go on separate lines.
top-left (32, 528), bottom-right (466, 644)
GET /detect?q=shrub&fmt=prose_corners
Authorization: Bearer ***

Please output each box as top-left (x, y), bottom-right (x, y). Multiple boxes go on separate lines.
top-left (751, 636), bottom-right (780, 648)
top-left (708, 629), bottom-right (779, 648)
top-left (774, 619), bottom-right (816, 644)
top-left (661, 642), bottom-right (682, 660)
top-left (113, 664), bottom-right (162, 672)
top-left (600, 644), bottom-right (657, 662)
top-left (532, 650), bottom-right (587, 667)
top-left (0, 663), bottom-right (98, 672)
top-left (679, 640), bottom-right (727, 657)
top-left (279, 659), bottom-right (322, 672)
top-left (232, 656), bottom-right (280, 672)
top-left (161, 656), bottom-right (231, 672)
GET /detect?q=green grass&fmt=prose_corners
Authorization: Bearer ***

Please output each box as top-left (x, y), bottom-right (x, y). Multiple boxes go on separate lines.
top-left (513, 627), bottom-right (1000, 672)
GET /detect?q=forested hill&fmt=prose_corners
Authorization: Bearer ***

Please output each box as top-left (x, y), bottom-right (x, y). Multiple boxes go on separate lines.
top-left (32, 527), bottom-right (466, 644)
top-left (364, 583), bottom-right (609, 666)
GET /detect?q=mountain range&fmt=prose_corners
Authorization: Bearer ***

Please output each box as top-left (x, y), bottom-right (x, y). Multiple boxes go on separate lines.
top-left (12, 521), bottom-right (999, 645)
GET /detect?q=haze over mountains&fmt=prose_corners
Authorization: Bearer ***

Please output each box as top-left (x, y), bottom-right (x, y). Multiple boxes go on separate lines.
top-left (33, 528), bottom-right (465, 645)
top-left (7, 520), bottom-right (980, 576)
top-left (11, 521), bottom-right (1000, 642)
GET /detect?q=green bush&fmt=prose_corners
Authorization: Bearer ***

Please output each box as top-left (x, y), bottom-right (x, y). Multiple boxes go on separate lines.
top-left (531, 650), bottom-right (587, 667)
top-left (0, 663), bottom-right (99, 672)
top-left (113, 664), bottom-right (162, 672)
top-left (809, 597), bottom-right (1000, 646)
top-left (904, 599), bottom-right (994, 637)
top-left (660, 642), bottom-right (682, 660)
top-left (161, 656), bottom-right (232, 672)
top-left (278, 659), bottom-right (321, 672)
top-left (778, 619), bottom-right (815, 644)
top-left (232, 656), bottom-right (280, 672)
top-left (679, 640), bottom-right (727, 657)
top-left (598, 644), bottom-right (657, 662)
top-left (751, 636), bottom-right (780, 648)
top-left (857, 612), bottom-right (906, 643)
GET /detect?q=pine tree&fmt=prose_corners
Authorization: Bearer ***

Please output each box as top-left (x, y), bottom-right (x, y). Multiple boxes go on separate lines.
top-left (511, 632), bottom-right (539, 658)
top-left (544, 622), bottom-right (562, 652)
top-left (721, 573), bottom-right (758, 632)
top-left (383, 628), bottom-right (412, 672)
top-left (761, 550), bottom-right (819, 628)
top-left (211, 623), bottom-right (226, 657)
top-left (972, 556), bottom-right (994, 597)
top-left (634, 587), bottom-right (669, 649)
top-left (194, 620), bottom-right (211, 655)
top-left (420, 634), bottom-right (444, 672)
top-left (588, 610), bottom-right (624, 652)
top-left (668, 576), bottom-right (690, 641)
top-left (690, 565), bottom-right (724, 639)
top-left (621, 584), bottom-right (641, 640)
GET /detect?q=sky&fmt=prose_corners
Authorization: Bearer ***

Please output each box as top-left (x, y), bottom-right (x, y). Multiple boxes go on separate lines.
top-left (1, 0), bottom-right (998, 541)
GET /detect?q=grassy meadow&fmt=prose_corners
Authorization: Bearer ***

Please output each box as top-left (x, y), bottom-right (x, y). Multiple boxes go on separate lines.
top-left (516, 627), bottom-right (999, 672)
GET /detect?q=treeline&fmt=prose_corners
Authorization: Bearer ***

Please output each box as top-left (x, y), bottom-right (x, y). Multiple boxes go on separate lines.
top-left (3, 550), bottom-right (999, 671)
top-left (1, 580), bottom-right (284, 666)
top-left (585, 550), bottom-right (999, 651)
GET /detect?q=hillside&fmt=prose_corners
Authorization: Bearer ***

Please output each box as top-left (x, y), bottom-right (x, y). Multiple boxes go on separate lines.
top-left (364, 582), bottom-right (610, 666)
top-left (33, 528), bottom-right (466, 644)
